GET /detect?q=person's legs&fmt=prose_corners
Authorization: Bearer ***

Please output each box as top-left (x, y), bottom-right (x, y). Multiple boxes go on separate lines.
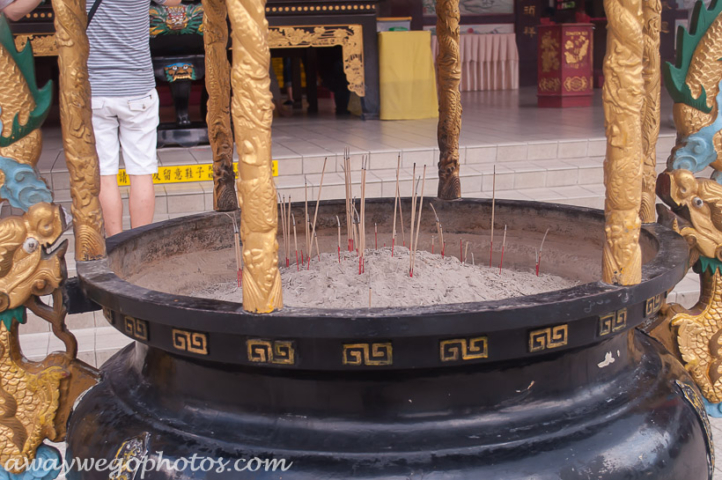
top-left (99, 176), bottom-right (123, 236)
top-left (128, 175), bottom-right (155, 228)
top-left (91, 97), bottom-right (124, 236)
top-left (118, 89), bottom-right (160, 229)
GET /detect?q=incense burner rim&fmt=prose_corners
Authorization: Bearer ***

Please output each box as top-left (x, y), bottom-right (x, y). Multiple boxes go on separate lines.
top-left (76, 199), bottom-right (688, 370)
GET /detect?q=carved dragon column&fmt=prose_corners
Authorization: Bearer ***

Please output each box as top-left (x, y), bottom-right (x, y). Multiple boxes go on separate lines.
top-left (601, 0), bottom-right (645, 285)
top-left (226, 0), bottom-right (282, 313)
top-left (435, 0), bottom-right (462, 200)
top-left (202, 0), bottom-right (237, 212)
top-left (52, 0), bottom-right (106, 260)
top-left (639, 0), bottom-right (662, 223)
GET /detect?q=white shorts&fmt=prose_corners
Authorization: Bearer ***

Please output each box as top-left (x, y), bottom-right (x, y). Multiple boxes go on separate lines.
top-left (91, 89), bottom-right (160, 176)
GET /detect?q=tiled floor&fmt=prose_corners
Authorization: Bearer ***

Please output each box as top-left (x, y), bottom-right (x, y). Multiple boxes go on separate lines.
top-left (27, 86), bottom-right (722, 476)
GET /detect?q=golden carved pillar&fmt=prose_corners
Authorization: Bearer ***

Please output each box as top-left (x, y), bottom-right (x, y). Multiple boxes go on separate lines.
top-left (202, 0), bottom-right (237, 212)
top-left (226, 0), bottom-right (283, 312)
top-left (602, 0), bottom-right (644, 284)
top-left (52, 0), bottom-right (106, 261)
top-left (639, 0), bottom-right (662, 223)
top-left (435, 0), bottom-right (462, 200)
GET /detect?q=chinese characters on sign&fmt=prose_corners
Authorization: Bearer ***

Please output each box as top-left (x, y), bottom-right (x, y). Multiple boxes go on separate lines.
top-left (117, 161), bottom-right (279, 186)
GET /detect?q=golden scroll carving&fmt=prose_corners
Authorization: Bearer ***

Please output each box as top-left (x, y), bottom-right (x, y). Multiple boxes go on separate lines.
top-left (601, 0), bottom-right (644, 285)
top-left (227, 0), bottom-right (283, 312)
top-left (52, 0), bottom-right (106, 261)
top-left (202, 0), bottom-right (237, 211)
top-left (435, 0), bottom-right (462, 200)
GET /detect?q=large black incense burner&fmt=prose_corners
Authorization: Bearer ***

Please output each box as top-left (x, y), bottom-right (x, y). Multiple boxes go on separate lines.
top-left (67, 199), bottom-right (712, 479)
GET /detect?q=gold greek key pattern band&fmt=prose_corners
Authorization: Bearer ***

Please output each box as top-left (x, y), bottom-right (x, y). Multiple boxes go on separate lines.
top-left (342, 342), bottom-right (392, 366)
top-left (124, 316), bottom-right (149, 341)
top-left (172, 329), bottom-right (209, 355)
top-left (440, 337), bottom-right (488, 362)
top-left (599, 308), bottom-right (627, 336)
top-left (247, 339), bottom-right (296, 365)
top-left (529, 325), bottom-right (568, 352)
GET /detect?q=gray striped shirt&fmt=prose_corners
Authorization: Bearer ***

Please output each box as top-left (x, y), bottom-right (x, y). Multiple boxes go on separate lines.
top-left (86, 0), bottom-right (165, 97)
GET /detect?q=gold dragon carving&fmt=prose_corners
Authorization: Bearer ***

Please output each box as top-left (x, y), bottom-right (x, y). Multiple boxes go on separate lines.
top-left (640, 0), bottom-right (662, 223)
top-left (52, 0), bottom-right (106, 261)
top-left (653, 0), bottom-right (722, 415)
top-left (435, 0), bottom-right (462, 200)
top-left (657, 170), bottom-right (722, 407)
top-left (202, 0), bottom-right (237, 212)
top-left (226, 0), bottom-right (283, 313)
top-left (0, 19), bottom-right (98, 473)
top-left (601, 0), bottom-right (645, 285)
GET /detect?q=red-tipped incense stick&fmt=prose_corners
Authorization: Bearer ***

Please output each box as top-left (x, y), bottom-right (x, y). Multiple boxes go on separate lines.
top-left (499, 225), bottom-right (507, 274)
top-left (490, 165), bottom-right (496, 267)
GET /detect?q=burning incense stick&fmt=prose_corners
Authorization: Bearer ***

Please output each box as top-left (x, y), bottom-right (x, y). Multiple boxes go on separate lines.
top-left (224, 213), bottom-right (243, 288)
top-left (537, 228), bottom-right (550, 276)
top-left (336, 215), bottom-right (341, 263)
top-left (287, 195), bottom-right (292, 266)
top-left (411, 165), bottom-right (426, 276)
top-left (460, 239), bottom-right (463, 263)
top-left (344, 149), bottom-right (353, 252)
top-left (375, 223), bottom-right (378, 250)
top-left (472, 252), bottom-right (475, 266)
top-left (315, 232), bottom-right (320, 261)
top-left (490, 165), bottom-right (496, 267)
top-left (292, 214), bottom-right (299, 271)
top-left (392, 154), bottom-right (401, 257)
top-left (465, 241), bottom-right (469, 266)
top-left (279, 194), bottom-right (288, 268)
top-left (360, 157), bottom-right (368, 265)
top-left (304, 181), bottom-right (310, 256)
top-left (408, 164), bottom-right (417, 276)
top-left (308, 157), bottom-right (328, 261)
top-left (499, 225), bottom-right (507, 274)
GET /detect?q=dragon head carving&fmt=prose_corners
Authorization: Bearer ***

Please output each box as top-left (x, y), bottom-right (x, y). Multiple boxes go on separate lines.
top-left (658, 169), bottom-right (722, 261)
top-left (0, 203), bottom-right (69, 312)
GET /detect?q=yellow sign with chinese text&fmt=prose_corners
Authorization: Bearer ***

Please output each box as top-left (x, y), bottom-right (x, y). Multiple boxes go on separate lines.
top-left (117, 161), bottom-right (279, 186)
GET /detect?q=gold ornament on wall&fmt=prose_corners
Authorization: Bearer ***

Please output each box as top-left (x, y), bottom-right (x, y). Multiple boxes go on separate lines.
top-left (268, 25), bottom-right (366, 97)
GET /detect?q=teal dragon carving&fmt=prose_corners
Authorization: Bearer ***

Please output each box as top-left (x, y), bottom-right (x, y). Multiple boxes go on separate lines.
top-left (664, 0), bottom-right (722, 183)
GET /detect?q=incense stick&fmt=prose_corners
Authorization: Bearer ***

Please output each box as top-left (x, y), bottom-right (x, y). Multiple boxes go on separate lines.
top-left (490, 165), bottom-right (496, 267)
top-left (499, 225), bottom-right (507, 274)
top-left (308, 157), bottom-right (328, 261)
top-left (315, 232), bottom-right (320, 261)
top-left (279, 194), bottom-right (288, 268)
top-left (391, 154), bottom-right (401, 257)
top-left (537, 228), bottom-right (550, 276)
top-left (464, 241), bottom-right (469, 266)
top-left (304, 181), bottom-right (310, 257)
top-left (411, 165), bottom-right (426, 276)
top-left (360, 156), bottom-right (368, 273)
top-left (408, 164), bottom-right (417, 276)
top-left (284, 195), bottom-right (291, 268)
top-left (336, 215), bottom-right (341, 263)
top-left (224, 213), bottom-right (242, 288)
top-left (292, 214), bottom-right (299, 271)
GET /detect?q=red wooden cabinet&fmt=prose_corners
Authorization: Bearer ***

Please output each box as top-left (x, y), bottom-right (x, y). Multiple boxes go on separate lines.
top-left (537, 23), bottom-right (594, 108)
